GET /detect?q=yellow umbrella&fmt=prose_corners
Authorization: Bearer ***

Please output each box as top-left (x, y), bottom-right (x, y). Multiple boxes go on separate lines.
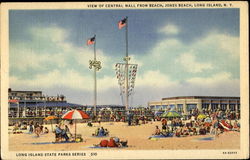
top-left (197, 114), bottom-right (207, 119)
top-left (44, 116), bottom-right (58, 131)
top-left (44, 115), bottom-right (58, 121)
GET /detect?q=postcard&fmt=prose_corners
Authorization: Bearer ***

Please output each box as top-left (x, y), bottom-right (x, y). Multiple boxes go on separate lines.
top-left (0, 1), bottom-right (249, 159)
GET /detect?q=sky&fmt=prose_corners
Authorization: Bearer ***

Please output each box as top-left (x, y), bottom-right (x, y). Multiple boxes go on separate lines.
top-left (9, 9), bottom-right (240, 107)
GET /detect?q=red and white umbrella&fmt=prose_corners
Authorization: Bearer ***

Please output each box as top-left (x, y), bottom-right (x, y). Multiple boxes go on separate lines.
top-left (61, 109), bottom-right (90, 141)
top-left (62, 109), bottom-right (89, 119)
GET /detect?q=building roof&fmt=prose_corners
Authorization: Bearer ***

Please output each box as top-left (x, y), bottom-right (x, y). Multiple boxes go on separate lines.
top-left (162, 96), bottom-right (240, 101)
top-left (9, 101), bottom-right (84, 108)
top-left (9, 101), bottom-right (125, 108)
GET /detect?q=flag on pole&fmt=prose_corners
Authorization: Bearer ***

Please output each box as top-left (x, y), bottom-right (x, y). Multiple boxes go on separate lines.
top-left (87, 35), bottom-right (95, 45)
top-left (118, 17), bottom-right (127, 29)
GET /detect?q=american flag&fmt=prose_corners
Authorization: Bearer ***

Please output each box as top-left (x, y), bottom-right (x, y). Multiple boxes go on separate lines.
top-left (118, 17), bottom-right (127, 29)
top-left (87, 36), bottom-right (95, 45)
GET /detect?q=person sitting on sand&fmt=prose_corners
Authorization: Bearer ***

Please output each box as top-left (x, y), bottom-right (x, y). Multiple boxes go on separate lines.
top-left (192, 127), bottom-right (198, 135)
top-left (94, 128), bottom-right (100, 136)
top-left (199, 125), bottom-right (206, 135)
top-left (87, 121), bottom-right (93, 127)
top-left (104, 129), bottom-right (109, 136)
top-left (55, 125), bottom-right (62, 142)
top-left (113, 137), bottom-right (128, 147)
top-left (21, 124), bottom-right (27, 130)
top-left (98, 127), bottom-right (105, 137)
top-left (162, 124), bottom-right (167, 133)
top-left (119, 139), bottom-right (128, 147)
top-left (175, 128), bottom-right (182, 137)
top-left (13, 123), bottom-right (19, 132)
top-left (154, 126), bottom-right (161, 135)
top-left (40, 125), bottom-right (44, 134)
top-left (232, 120), bottom-right (240, 132)
top-left (44, 127), bottom-right (49, 133)
top-left (65, 125), bottom-right (72, 138)
top-left (135, 118), bottom-right (139, 125)
top-left (182, 126), bottom-right (189, 136)
top-left (61, 128), bottom-right (69, 141)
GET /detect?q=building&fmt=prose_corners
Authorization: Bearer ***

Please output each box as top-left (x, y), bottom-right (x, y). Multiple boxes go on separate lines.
top-left (8, 88), bottom-right (125, 118)
top-left (148, 96), bottom-right (240, 114)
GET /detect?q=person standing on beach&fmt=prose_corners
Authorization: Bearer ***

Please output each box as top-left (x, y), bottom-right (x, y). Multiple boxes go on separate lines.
top-left (211, 118), bottom-right (219, 137)
top-left (29, 122), bottom-right (33, 133)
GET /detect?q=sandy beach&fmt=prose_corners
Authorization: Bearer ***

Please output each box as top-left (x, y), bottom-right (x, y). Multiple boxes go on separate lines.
top-left (9, 121), bottom-right (240, 151)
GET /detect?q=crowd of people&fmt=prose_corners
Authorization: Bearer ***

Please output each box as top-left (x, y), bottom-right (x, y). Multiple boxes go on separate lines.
top-left (11, 120), bottom-right (49, 136)
top-left (9, 107), bottom-right (241, 150)
top-left (28, 121), bottom-right (50, 137)
top-left (152, 109), bottom-right (240, 138)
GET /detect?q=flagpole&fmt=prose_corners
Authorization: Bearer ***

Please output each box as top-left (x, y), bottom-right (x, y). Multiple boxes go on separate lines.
top-left (93, 36), bottom-right (97, 117)
top-left (125, 17), bottom-right (129, 111)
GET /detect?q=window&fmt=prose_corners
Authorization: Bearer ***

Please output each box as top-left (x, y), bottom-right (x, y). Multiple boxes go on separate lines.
top-left (220, 104), bottom-right (227, 111)
top-left (162, 105), bottom-right (167, 110)
top-left (202, 104), bottom-right (209, 110)
top-left (187, 104), bottom-right (197, 111)
top-left (211, 104), bottom-right (218, 111)
top-left (177, 104), bottom-right (183, 112)
top-left (167, 104), bottom-right (175, 111)
top-left (229, 104), bottom-right (235, 111)
top-left (155, 105), bottom-right (161, 110)
top-left (237, 104), bottom-right (240, 111)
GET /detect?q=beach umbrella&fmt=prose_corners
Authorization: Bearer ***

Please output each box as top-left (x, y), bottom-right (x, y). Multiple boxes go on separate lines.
top-left (204, 117), bottom-right (212, 123)
top-left (44, 116), bottom-right (58, 131)
top-left (61, 109), bottom-right (90, 141)
top-left (197, 114), bottom-right (207, 119)
top-left (161, 111), bottom-right (182, 118)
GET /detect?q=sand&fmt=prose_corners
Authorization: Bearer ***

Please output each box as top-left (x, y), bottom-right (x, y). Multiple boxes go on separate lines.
top-left (9, 121), bottom-right (240, 151)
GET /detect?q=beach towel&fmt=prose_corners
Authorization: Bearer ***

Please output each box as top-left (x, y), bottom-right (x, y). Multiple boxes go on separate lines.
top-left (88, 146), bottom-right (128, 149)
top-left (92, 135), bottom-right (108, 138)
top-left (30, 141), bottom-right (78, 145)
top-left (148, 133), bottom-right (174, 139)
top-left (52, 141), bottom-right (80, 144)
top-left (197, 137), bottom-right (214, 141)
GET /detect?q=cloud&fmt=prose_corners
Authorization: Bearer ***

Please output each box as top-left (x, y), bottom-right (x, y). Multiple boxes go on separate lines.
top-left (195, 31), bottom-right (239, 59)
top-left (175, 53), bottom-right (213, 73)
top-left (186, 72), bottom-right (239, 87)
top-left (10, 45), bottom-right (67, 71)
top-left (10, 69), bottom-right (117, 92)
top-left (30, 25), bottom-right (68, 43)
top-left (10, 24), bottom-right (240, 106)
top-left (159, 24), bottom-right (180, 35)
top-left (136, 70), bottom-right (177, 88)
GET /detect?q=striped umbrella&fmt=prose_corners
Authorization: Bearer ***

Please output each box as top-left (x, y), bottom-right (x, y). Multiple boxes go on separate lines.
top-left (61, 109), bottom-right (90, 141)
top-left (161, 111), bottom-right (182, 118)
